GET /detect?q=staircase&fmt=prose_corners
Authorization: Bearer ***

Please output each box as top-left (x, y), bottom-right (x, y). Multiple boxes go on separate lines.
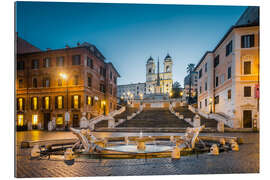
top-left (117, 108), bottom-right (191, 128)
top-left (174, 106), bottom-right (218, 128)
top-left (94, 107), bottom-right (139, 128)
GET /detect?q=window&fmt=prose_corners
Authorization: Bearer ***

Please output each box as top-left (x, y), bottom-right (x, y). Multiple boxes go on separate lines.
top-left (32, 115), bottom-right (38, 126)
top-left (200, 101), bottom-right (202, 109)
top-left (205, 82), bottom-right (207, 91)
top-left (43, 58), bottom-right (51, 68)
top-left (86, 96), bottom-right (92, 105)
top-left (148, 68), bottom-right (152, 73)
top-left (43, 78), bottom-right (50, 87)
top-left (214, 55), bottom-right (219, 67)
top-left (56, 114), bottom-right (64, 125)
top-left (215, 76), bottom-right (219, 87)
top-left (73, 95), bottom-right (80, 109)
top-left (228, 89), bottom-right (231, 100)
top-left (205, 63), bottom-right (207, 72)
top-left (110, 71), bottom-right (113, 80)
top-left (199, 69), bottom-right (202, 78)
top-left (87, 57), bottom-right (93, 68)
top-left (33, 78), bottom-right (37, 88)
top-left (73, 75), bottom-right (79, 85)
top-left (58, 79), bottom-right (62, 86)
top-left (99, 67), bottom-right (106, 77)
top-left (220, 74), bottom-right (225, 84)
top-left (214, 95), bottom-right (219, 104)
top-left (17, 61), bottom-right (24, 70)
top-left (55, 96), bottom-right (63, 109)
top-left (244, 61), bottom-right (251, 75)
top-left (114, 77), bottom-right (117, 84)
top-left (17, 98), bottom-right (24, 111)
top-left (56, 56), bottom-right (64, 67)
top-left (88, 77), bottom-right (92, 87)
top-left (205, 99), bottom-right (207, 107)
top-left (72, 55), bottom-right (81, 65)
top-left (32, 59), bottom-right (39, 69)
top-left (19, 79), bottom-right (23, 88)
top-left (241, 34), bottom-right (255, 48)
top-left (17, 115), bottom-right (24, 126)
top-left (228, 66), bottom-right (232, 79)
top-left (244, 86), bottom-right (251, 97)
top-left (31, 97), bottom-right (38, 110)
top-left (100, 84), bottom-right (106, 93)
top-left (199, 86), bottom-right (202, 94)
top-left (226, 41), bottom-right (233, 56)
top-left (44, 96), bottom-right (50, 110)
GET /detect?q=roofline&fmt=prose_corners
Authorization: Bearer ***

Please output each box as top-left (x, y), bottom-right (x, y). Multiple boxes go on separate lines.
top-left (118, 82), bottom-right (146, 86)
top-left (195, 23), bottom-right (259, 71)
top-left (107, 62), bottom-right (121, 77)
top-left (17, 45), bottom-right (106, 61)
top-left (194, 51), bottom-right (212, 71)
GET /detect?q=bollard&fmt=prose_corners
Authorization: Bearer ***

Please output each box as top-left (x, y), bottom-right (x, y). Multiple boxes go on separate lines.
top-left (210, 144), bottom-right (219, 155)
top-left (171, 146), bottom-right (181, 159)
top-left (31, 145), bottom-right (40, 158)
top-left (64, 148), bottom-right (74, 161)
top-left (217, 122), bottom-right (225, 133)
top-left (230, 139), bottom-right (239, 151)
top-left (219, 138), bottom-right (226, 146)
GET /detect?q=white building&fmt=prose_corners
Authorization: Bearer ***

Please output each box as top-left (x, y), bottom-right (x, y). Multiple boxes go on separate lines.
top-left (117, 83), bottom-right (146, 100)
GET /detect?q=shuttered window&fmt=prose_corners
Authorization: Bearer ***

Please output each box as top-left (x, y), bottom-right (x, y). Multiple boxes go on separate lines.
top-left (244, 61), bottom-right (251, 75)
top-left (241, 34), bottom-right (255, 48)
top-left (244, 86), bottom-right (251, 97)
top-left (72, 55), bottom-right (81, 65)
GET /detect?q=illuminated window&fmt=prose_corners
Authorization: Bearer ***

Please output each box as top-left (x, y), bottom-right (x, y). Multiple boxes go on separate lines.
top-left (17, 115), bottom-right (24, 126)
top-left (58, 79), bottom-right (62, 86)
top-left (87, 96), bottom-right (91, 105)
top-left (32, 115), bottom-right (38, 125)
top-left (18, 98), bottom-right (23, 111)
top-left (58, 96), bottom-right (63, 109)
top-left (45, 97), bottom-right (50, 110)
top-left (74, 95), bottom-right (79, 109)
top-left (56, 114), bottom-right (64, 125)
top-left (33, 97), bottom-right (37, 110)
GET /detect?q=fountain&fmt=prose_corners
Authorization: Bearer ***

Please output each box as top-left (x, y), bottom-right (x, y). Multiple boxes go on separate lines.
top-left (31, 126), bottom-right (242, 161)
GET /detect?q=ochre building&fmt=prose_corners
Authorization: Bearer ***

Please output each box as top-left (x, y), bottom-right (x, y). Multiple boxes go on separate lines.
top-left (16, 39), bottom-right (120, 130)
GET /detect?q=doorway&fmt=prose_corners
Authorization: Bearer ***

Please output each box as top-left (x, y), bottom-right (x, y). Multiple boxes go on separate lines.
top-left (73, 114), bottom-right (80, 127)
top-left (243, 110), bottom-right (252, 128)
top-left (43, 113), bottom-right (50, 130)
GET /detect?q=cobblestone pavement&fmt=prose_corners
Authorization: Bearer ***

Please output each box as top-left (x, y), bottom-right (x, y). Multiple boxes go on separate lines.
top-left (15, 131), bottom-right (259, 177)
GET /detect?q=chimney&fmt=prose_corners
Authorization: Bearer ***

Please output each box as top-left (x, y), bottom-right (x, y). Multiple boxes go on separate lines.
top-left (65, 45), bottom-right (70, 48)
top-left (77, 42), bottom-right (80, 47)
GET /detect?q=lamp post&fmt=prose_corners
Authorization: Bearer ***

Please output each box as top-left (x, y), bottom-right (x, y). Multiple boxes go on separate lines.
top-left (60, 73), bottom-right (69, 131)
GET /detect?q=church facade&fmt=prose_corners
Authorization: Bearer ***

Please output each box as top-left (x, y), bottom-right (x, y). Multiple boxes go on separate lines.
top-left (146, 54), bottom-right (173, 95)
top-left (117, 54), bottom-right (173, 99)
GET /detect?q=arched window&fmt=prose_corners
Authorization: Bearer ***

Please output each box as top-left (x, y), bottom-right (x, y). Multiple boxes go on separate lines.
top-left (33, 78), bottom-right (37, 88)
top-left (148, 68), bottom-right (152, 73)
top-left (166, 66), bottom-right (170, 72)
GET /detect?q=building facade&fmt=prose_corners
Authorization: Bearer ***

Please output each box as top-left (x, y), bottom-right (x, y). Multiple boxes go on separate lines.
top-left (146, 54), bottom-right (173, 94)
top-left (16, 40), bottom-right (120, 130)
top-left (117, 83), bottom-right (146, 100)
top-left (195, 7), bottom-right (259, 129)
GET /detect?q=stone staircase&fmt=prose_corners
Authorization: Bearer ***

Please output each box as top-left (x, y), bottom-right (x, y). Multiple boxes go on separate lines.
top-left (173, 106), bottom-right (218, 128)
top-left (94, 107), bottom-right (139, 128)
top-left (117, 108), bottom-right (191, 128)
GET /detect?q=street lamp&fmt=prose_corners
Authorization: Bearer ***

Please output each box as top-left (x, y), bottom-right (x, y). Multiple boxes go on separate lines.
top-left (180, 91), bottom-right (183, 101)
top-left (209, 97), bottom-right (213, 114)
top-left (60, 73), bottom-right (69, 131)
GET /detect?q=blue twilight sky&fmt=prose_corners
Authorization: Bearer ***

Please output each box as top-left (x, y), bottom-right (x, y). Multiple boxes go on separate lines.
top-left (16, 2), bottom-right (247, 86)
